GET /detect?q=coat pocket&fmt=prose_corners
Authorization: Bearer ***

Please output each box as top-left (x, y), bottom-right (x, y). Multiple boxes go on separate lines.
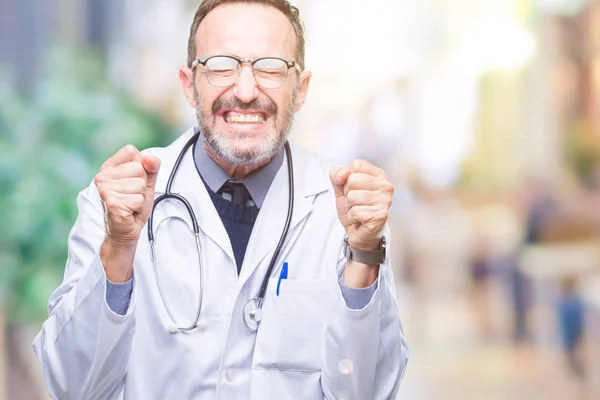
top-left (252, 278), bottom-right (333, 372)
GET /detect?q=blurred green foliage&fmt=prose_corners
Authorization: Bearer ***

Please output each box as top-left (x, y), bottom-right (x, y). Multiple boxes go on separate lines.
top-left (0, 48), bottom-right (174, 323)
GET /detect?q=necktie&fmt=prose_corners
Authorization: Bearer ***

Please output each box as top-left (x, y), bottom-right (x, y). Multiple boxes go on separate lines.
top-left (220, 181), bottom-right (252, 206)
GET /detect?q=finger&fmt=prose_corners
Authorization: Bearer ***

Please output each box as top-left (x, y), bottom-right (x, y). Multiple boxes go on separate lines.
top-left (343, 173), bottom-right (381, 195)
top-left (347, 205), bottom-right (388, 232)
top-left (349, 159), bottom-right (385, 178)
top-left (101, 145), bottom-right (141, 169)
top-left (329, 167), bottom-right (350, 199)
top-left (106, 162), bottom-right (146, 180)
top-left (142, 155), bottom-right (161, 190)
top-left (104, 193), bottom-right (145, 215)
top-left (347, 205), bottom-right (378, 225)
top-left (106, 178), bottom-right (147, 195)
top-left (346, 189), bottom-right (379, 207)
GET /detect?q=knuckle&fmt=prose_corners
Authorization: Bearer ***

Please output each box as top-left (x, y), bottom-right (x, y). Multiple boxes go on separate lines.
top-left (104, 198), bottom-right (118, 210)
top-left (346, 173), bottom-right (357, 188)
top-left (136, 178), bottom-right (147, 193)
top-left (381, 182), bottom-right (394, 195)
top-left (128, 178), bottom-right (144, 193)
top-left (115, 209), bottom-right (129, 220)
top-left (132, 194), bottom-right (145, 210)
top-left (98, 186), bottom-right (108, 200)
top-left (347, 207), bottom-right (356, 220)
top-left (350, 159), bottom-right (365, 171)
top-left (124, 144), bottom-right (138, 155)
top-left (131, 163), bottom-right (145, 177)
top-left (380, 209), bottom-right (389, 220)
top-left (366, 224), bottom-right (378, 233)
top-left (346, 190), bottom-right (356, 204)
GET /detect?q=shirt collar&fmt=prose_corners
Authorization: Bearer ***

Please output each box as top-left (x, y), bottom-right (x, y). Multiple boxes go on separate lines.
top-left (192, 128), bottom-right (284, 208)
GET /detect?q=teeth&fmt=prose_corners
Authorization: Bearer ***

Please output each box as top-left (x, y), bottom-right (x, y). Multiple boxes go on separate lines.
top-left (227, 113), bottom-right (265, 124)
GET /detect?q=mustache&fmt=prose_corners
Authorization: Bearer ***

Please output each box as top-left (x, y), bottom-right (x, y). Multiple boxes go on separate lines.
top-left (211, 96), bottom-right (277, 115)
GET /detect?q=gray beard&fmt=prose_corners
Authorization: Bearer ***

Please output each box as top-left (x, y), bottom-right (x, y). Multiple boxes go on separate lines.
top-left (194, 85), bottom-right (296, 166)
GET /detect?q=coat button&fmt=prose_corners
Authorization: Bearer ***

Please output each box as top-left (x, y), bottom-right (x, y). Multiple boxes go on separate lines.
top-left (224, 370), bottom-right (236, 383)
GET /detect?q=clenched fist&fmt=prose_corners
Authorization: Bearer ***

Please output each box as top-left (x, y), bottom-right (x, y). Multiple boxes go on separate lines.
top-left (94, 145), bottom-right (160, 282)
top-left (330, 159), bottom-right (393, 287)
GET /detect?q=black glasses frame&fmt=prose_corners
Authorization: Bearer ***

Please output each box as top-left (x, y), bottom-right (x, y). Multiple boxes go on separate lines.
top-left (190, 55), bottom-right (302, 88)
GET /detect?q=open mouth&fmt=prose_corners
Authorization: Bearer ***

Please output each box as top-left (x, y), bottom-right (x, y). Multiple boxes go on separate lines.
top-left (221, 111), bottom-right (269, 124)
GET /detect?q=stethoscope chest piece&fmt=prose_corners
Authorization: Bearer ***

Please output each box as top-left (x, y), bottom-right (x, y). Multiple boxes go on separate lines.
top-left (243, 298), bottom-right (263, 332)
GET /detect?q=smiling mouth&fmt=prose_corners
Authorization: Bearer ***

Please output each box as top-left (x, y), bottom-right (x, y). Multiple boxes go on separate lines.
top-left (223, 111), bottom-right (267, 124)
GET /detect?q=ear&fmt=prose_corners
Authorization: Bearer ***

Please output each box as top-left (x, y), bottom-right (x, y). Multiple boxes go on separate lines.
top-left (179, 66), bottom-right (197, 109)
top-left (293, 70), bottom-right (312, 112)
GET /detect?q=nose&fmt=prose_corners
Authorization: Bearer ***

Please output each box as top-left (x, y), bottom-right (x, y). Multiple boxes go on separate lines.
top-left (232, 64), bottom-right (259, 104)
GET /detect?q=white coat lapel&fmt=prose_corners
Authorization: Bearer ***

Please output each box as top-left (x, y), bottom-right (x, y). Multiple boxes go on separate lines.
top-left (238, 142), bottom-right (330, 284)
top-left (152, 129), bottom-right (235, 264)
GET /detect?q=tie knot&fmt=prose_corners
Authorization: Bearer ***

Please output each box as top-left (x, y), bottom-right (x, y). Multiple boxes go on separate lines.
top-left (220, 181), bottom-right (252, 206)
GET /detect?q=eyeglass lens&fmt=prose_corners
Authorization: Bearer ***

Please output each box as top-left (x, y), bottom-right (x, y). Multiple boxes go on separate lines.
top-left (203, 57), bottom-right (290, 89)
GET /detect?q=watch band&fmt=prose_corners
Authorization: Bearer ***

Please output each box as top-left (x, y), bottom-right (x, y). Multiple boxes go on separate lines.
top-left (343, 237), bottom-right (387, 265)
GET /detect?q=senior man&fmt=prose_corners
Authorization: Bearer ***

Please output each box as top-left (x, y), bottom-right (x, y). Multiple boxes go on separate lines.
top-left (33, 1), bottom-right (408, 399)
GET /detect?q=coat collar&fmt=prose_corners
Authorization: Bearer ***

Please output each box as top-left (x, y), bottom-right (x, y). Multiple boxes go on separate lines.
top-left (150, 127), bottom-right (331, 280)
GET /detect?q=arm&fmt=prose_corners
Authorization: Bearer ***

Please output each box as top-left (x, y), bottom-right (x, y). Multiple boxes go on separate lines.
top-left (321, 160), bottom-right (409, 399)
top-left (32, 184), bottom-right (136, 400)
top-left (33, 145), bottom-right (160, 399)
top-left (321, 228), bottom-right (408, 400)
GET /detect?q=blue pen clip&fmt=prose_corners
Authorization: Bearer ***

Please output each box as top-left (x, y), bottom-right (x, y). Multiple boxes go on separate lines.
top-left (276, 262), bottom-right (288, 296)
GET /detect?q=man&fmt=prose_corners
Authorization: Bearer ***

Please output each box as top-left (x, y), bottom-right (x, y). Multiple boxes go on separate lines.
top-left (33, 1), bottom-right (408, 399)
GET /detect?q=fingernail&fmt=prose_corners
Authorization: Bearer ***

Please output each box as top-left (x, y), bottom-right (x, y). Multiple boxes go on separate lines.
top-left (336, 169), bottom-right (345, 181)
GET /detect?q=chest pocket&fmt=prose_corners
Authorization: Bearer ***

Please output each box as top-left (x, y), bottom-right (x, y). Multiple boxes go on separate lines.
top-left (252, 277), bottom-right (333, 372)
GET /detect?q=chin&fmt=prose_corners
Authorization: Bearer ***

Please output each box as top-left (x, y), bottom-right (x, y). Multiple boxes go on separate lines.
top-left (207, 131), bottom-right (282, 166)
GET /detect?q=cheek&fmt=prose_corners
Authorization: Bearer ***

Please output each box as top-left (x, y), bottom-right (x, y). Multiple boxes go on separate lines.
top-left (196, 87), bottom-right (221, 113)
top-left (270, 91), bottom-right (294, 115)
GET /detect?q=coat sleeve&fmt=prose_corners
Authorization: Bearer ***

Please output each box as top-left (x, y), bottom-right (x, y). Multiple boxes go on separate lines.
top-left (32, 181), bottom-right (136, 400)
top-left (320, 226), bottom-right (409, 400)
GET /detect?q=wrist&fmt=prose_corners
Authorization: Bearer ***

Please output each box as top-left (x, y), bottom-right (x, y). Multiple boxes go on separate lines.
top-left (343, 236), bottom-right (386, 265)
top-left (343, 261), bottom-right (379, 288)
top-left (347, 234), bottom-right (383, 251)
top-left (100, 238), bottom-right (136, 283)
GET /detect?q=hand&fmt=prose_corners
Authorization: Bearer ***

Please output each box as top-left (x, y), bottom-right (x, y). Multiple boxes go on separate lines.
top-left (330, 160), bottom-right (393, 251)
top-left (94, 145), bottom-right (160, 282)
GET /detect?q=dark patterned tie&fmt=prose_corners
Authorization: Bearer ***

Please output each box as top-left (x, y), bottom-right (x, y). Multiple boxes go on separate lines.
top-left (220, 181), bottom-right (252, 205)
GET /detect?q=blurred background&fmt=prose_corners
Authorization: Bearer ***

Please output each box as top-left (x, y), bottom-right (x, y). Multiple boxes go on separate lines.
top-left (1, 0), bottom-right (600, 399)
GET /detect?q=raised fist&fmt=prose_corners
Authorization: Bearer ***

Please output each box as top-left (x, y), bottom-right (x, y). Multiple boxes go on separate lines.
top-left (94, 145), bottom-right (161, 248)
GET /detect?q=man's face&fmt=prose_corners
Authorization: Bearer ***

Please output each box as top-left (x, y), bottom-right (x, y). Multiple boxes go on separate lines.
top-left (181, 3), bottom-right (311, 166)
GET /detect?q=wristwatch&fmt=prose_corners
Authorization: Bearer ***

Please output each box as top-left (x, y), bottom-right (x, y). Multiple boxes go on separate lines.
top-left (343, 237), bottom-right (387, 265)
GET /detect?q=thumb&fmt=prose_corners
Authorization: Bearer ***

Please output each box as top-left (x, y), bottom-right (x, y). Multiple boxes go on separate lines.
top-left (142, 155), bottom-right (161, 190)
top-left (329, 167), bottom-right (350, 198)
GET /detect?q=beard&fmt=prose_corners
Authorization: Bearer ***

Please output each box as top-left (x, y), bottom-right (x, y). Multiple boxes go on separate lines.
top-left (194, 83), bottom-right (297, 166)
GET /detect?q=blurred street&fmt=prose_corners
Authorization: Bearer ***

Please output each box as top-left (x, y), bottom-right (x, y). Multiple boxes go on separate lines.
top-left (397, 284), bottom-right (586, 400)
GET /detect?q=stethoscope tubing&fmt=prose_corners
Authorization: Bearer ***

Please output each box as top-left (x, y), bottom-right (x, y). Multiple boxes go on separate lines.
top-left (147, 131), bottom-right (293, 332)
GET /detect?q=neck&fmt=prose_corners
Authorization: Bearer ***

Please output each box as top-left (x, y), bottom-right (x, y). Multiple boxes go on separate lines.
top-left (204, 143), bottom-right (271, 179)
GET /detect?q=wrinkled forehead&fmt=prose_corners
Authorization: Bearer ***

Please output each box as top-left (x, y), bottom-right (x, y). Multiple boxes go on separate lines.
top-left (195, 3), bottom-right (297, 60)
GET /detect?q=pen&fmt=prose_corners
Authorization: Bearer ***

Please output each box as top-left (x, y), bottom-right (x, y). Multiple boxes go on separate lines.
top-left (276, 262), bottom-right (288, 296)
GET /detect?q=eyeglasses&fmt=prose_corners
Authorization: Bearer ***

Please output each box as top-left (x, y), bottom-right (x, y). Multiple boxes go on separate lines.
top-left (191, 55), bottom-right (302, 89)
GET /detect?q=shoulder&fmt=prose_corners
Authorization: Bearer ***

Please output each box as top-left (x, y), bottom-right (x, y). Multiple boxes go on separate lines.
top-left (289, 141), bottom-right (338, 177)
top-left (288, 141), bottom-right (338, 199)
top-left (140, 126), bottom-right (196, 160)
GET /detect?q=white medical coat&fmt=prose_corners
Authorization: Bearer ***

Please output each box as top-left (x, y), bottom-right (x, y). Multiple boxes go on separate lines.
top-left (33, 127), bottom-right (408, 400)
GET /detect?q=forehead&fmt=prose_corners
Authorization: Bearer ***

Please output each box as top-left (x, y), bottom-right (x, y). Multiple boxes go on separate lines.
top-left (196, 3), bottom-right (297, 59)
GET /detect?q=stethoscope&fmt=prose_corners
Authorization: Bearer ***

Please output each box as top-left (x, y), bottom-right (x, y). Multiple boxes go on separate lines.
top-left (148, 131), bottom-right (294, 333)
